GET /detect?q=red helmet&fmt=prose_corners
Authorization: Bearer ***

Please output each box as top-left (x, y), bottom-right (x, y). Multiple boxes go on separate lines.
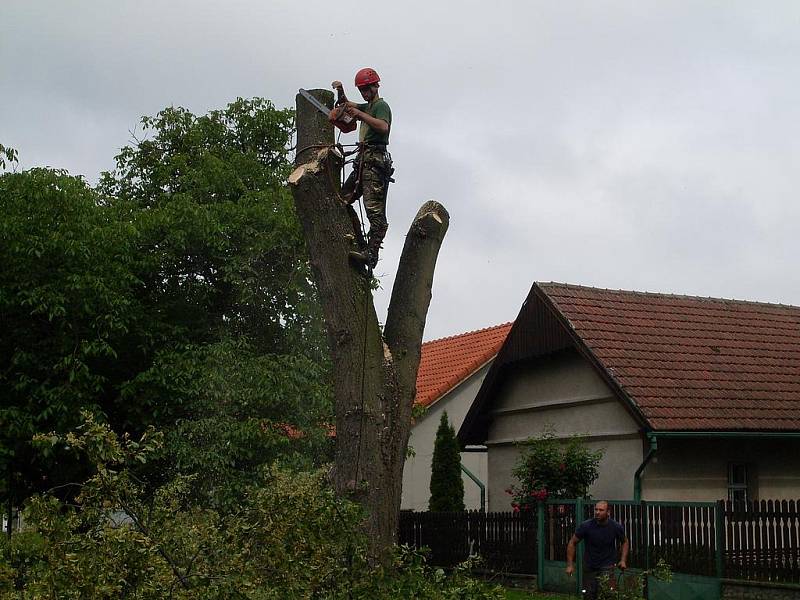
top-left (355, 67), bottom-right (380, 87)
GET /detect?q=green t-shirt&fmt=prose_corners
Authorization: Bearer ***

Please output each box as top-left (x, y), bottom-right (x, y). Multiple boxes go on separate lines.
top-left (357, 98), bottom-right (391, 145)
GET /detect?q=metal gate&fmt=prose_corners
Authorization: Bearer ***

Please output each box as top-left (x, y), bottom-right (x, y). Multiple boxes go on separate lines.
top-left (536, 498), bottom-right (722, 600)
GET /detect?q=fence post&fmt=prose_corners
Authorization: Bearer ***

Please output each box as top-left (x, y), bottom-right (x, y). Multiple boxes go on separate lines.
top-left (643, 500), bottom-right (649, 600)
top-left (537, 501), bottom-right (545, 590)
top-left (643, 499), bottom-right (650, 571)
top-left (715, 500), bottom-right (724, 580)
top-left (576, 497), bottom-right (584, 597)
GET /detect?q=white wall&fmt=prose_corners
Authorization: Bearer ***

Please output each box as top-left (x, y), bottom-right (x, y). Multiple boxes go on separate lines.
top-left (485, 350), bottom-right (644, 511)
top-left (473, 349), bottom-right (800, 508)
top-left (642, 437), bottom-right (800, 501)
top-left (401, 363), bottom-right (491, 511)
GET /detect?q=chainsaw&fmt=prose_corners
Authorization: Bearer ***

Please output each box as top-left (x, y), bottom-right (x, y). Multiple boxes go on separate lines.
top-left (298, 88), bottom-right (357, 133)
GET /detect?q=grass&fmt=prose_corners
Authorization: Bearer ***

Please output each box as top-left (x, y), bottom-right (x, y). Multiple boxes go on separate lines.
top-left (504, 589), bottom-right (575, 600)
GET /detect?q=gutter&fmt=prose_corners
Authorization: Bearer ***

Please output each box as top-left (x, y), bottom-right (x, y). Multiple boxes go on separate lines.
top-left (460, 463), bottom-right (486, 512)
top-left (633, 434), bottom-right (658, 502)
top-left (632, 431), bottom-right (800, 501)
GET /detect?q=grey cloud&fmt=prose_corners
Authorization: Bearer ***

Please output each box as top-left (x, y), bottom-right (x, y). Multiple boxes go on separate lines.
top-left (2, 0), bottom-right (799, 340)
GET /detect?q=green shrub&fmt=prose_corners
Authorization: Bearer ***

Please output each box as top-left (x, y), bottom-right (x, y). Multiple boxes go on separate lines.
top-left (597, 560), bottom-right (672, 600)
top-left (429, 412), bottom-right (465, 512)
top-left (509, 426), bottom-right (603, 509)
top-left (362, 548), bottom-right (504, 600)
top-left (0, 414), bottom-right (505, 598)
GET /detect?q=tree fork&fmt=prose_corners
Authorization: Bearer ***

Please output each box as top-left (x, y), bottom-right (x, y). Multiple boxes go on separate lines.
top-left (289, 89), bottom-right (449, 560)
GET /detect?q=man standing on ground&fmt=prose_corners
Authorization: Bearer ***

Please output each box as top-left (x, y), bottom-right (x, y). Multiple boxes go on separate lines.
top-left (566, 500), bottom-right (629, 599)
top-left (331, 67), bottom-right (393, 270)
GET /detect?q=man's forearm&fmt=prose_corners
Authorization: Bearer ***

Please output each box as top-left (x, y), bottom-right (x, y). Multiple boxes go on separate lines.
top-left (566, 542), bottom-right (576, 565)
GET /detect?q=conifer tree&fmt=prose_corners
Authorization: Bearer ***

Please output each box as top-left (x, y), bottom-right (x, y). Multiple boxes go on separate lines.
top-left (428, 412), bottom-right (465, 512)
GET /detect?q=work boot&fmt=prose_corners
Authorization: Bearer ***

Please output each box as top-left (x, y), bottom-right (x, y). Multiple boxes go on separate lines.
top-left (365, 245), bottom-right (379, 269)
top-left (348, 248), bottom-right (377, 270)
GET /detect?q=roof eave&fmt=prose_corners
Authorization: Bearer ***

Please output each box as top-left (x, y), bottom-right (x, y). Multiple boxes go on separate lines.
top-left (531, 283), bottom-right (653, 433)
top-left (647, 430), bottom-right (800, 439)
top-left (417, 354), bottom-right (499, 415)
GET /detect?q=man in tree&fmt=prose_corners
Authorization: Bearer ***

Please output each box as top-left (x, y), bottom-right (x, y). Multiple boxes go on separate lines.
top-left (566, 500), bottom-right (629, 599)
top-left (331, 67), bottom-right (393, 270)
top-left (290, 88), bottom-right (448, 560)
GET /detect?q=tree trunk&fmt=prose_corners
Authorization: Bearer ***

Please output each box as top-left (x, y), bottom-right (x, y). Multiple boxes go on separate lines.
top-left (289, 89), bottom-right (449, 560)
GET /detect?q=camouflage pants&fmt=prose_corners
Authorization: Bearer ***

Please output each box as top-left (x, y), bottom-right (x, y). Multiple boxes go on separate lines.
top-left (342, 147), bottom-right (393, 254)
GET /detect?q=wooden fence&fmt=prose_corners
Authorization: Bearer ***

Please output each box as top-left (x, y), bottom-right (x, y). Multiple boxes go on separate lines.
top-left (398, 510), bottom-right (537, 574)
top-left (722, 499), bottom-right (800, 583)
top-left (399, 499), bottom-right (800, 584)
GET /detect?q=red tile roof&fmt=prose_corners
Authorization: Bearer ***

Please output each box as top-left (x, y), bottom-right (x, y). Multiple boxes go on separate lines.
top-left (539, 283), bottom-right (800, 431)
top-left (415, 323), bottom-right (512, 407)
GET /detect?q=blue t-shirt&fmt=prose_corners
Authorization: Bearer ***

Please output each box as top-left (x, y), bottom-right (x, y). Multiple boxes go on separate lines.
top-left (575, 517), bottom-right (626, 570)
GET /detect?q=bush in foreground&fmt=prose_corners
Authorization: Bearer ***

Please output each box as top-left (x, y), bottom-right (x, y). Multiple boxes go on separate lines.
top-left (0, 414), bottom-right (501, 599)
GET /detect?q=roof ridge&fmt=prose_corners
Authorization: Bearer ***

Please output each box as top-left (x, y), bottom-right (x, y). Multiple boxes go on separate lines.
top-left (422, 321), bottom-right (513, 346)
top-left (537, 282), bottom-right (800, 311)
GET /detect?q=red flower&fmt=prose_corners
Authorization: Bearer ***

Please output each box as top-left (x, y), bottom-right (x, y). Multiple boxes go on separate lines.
top-left (531, 489), bottom-right (549, 502)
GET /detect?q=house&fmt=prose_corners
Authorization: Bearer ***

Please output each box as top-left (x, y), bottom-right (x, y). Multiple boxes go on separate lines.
top-left (458, 282), bottom-right (800, 512)
top-left (401, 323), bottom-right (512, 511)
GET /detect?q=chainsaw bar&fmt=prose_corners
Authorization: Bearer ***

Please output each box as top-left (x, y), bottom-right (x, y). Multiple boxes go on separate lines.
top-left (298, 89), bottom-right (332, 118)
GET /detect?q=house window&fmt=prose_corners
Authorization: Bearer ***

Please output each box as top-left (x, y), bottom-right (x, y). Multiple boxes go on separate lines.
top-left (727, 463), bottom-right (749, 502)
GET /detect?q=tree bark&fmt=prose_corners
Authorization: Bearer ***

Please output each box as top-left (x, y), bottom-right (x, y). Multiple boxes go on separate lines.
top-left (289, 89), bottom-right (449, 560)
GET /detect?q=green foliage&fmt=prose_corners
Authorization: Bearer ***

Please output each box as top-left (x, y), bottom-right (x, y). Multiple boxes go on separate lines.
top-left (97, 98), bottom-right (323, 361)
top-left (0, 417), bottom-right (505, 598)
top-left (509, 426), bottom-right (603, 509)
top-left (412, 402), bottom-right (428, 421)
top-left (597, 560), bottom-right (672, 600)
top-left (96, 97), bottom-right (329, 423)
top-left (0, 143), bottom-right (18, 171)
top-left (96, 99), bottom-right (333, 503)
top-left (503, 590), bottom-right (562, 599)
top-left (365, 548), bottom-right (505, 600)
top-left (429, 412), bottom-right (465, 512)
top-left (1, 98), bottom-right (332, 514)
top-left (156, 340), bottom-right (333, 510)
top-left (1, 416), bottom-right (358, 598)
top-left (0, 167), bottom-right (141, 505)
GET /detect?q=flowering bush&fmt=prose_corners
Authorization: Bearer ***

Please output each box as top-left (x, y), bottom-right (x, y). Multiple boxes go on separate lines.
top-left (508, 426), bottom-right (603, 510)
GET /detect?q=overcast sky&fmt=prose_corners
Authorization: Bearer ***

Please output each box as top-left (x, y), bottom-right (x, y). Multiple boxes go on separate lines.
top-left (3, 1), bottom-right (799, 340)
